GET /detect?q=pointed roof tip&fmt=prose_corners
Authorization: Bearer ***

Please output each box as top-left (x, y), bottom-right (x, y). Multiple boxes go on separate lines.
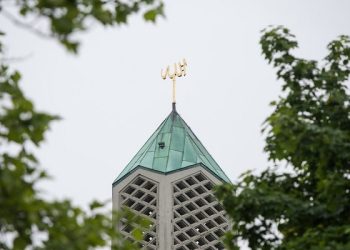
top-left (113, 106), bottom-right (231, 185)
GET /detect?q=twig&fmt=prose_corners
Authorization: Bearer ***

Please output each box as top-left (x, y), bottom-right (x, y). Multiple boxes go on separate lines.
top-left (1, 53), bottom-right (34, 63)
top-left (1, 9), bottom-right (52, 39)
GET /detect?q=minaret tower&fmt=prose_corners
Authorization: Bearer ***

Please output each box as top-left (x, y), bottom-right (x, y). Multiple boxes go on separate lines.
top-left (112, 61), bottom-right (230, 250)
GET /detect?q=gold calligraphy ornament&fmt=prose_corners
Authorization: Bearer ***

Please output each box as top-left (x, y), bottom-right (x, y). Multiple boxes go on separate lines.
top-left (161, 59), bottom-right (187, 104)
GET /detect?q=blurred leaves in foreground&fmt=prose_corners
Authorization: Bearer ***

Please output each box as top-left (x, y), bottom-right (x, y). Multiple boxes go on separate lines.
top-left (1, 0), bottom-right (164, 53)
top-left (0, 0), bottom-right (163, 247)
top-left (0, 42), bottom-right (150, 249)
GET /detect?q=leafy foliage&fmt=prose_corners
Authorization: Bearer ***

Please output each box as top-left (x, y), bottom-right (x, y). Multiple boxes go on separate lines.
top-left (0, 0), bottom-right (163, 247)
top-left (215, 26), bottom-right (350, 250)
top-left (1, 0), bottom-right (164, 52)
top-left (0, 60), bottom-right (150, 249)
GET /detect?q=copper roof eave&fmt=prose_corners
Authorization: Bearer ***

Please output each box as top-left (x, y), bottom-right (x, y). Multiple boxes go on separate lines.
top-left (112, 163), bottom-right (232, 187)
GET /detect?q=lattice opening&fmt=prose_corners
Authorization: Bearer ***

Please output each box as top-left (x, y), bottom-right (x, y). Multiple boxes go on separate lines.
top-left (135, 190), bottom-right (145, 199)
top-left (214, 203), bottom-right (224, 212)
top-left (214, 216), bottom-right (226, 225)
top-left (143, 194), bottom-right (154, 203)
top-left (205, 247), bottom-right (215, 250)
top-left (194, 198), bottom-right (206, 207)
top-left (142, 207), bottom-right (154, 216)
top-left (204, 195), bottom-right (215, 203)
top-left (176, 247), bottom-right (186, 250)
top-left (185, 177), bottom-right (197, 186)
top-left (214, 229), bottom-right (225, 237)
top-left (205, 221), bottom-right (216, 229)
top-left (124, 186), bottom-right (136, 195)
top-left (205, 233), bottom-right (216, 242)
top-left (185, 228), bottom-right (197, 237)
top-left (124, 198), bottom-right (135, 207)
top-left (195, 225), bottom-right (206, 233)
top-left (204, 182), bottom-right (214, 191)
top-left (144, 234), bottom-right (152, 242)
top-left (194, 186), bottom-right (206, 195)
top-left (144, 181), bottom-right (155, 190)
top-left (185, 190), bottom-right (196, 199)
top-left (185, 203), bottom-right (197, 212)
top-left (185, 215), bottom-right (196, 224)
top-left (196, 237), bottom-right (206, 246)
top-left (176, 220), bottom-right (188, 229)
top-left (134, 203), bottom-right (145, 212)
top-left (176, 181), bottom-right (187, 190)
top-left (204, 207), bottom-right (215, 216)
top-left (119, 175), bottom-right (158, 249)
top-left (134, 177), bottom-right (146, 186)
top-left (215, 242), bottom-right (225, 249)
top-left (176, 194), bottom-right (187, 203)
top-left (194, 173), bottom-right (206, 182)
top-left (195, 212), bottom-right (206, 221)
top-left (176, 207), bottom-right (187, 216)
top-left (177, 233), bottom-right (188, 241)
top-left (186, 242), bottom-right (197, 250)
top-left (172, 172), bottom-right (229, 249)
top-left (122, 225), bottom-right (132, 233)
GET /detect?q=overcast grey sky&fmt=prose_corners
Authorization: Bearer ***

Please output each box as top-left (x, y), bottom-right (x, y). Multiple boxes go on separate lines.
top-left (2, 0), bottom-right (350, 208)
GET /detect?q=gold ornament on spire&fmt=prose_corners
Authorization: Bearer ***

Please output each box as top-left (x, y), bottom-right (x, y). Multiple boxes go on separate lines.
top-left (161, 59), bottom-right (187, 103)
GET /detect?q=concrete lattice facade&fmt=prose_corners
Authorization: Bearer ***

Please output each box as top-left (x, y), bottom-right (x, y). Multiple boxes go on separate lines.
top-left (118, 175), bottom-right (159, 249)
top-left (113, 166), bottom-right (229, 250)
top-left (172, 172), bottom-right (228, 249)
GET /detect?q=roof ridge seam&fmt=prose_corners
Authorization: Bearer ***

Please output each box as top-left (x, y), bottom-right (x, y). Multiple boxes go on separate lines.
top-left (179, 115), bottom-right (229, 178)
top-left (116, 115), bottom-right (169, 181)
top-left (179, 116), bottom-right (230, 180)
top-left (164, 112), bottom-right (175, 172)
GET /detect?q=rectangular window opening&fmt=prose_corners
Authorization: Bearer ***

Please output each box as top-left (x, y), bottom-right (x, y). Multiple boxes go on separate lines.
top-left (214, 203), bottom-right (224, 212)
top-left (123, 199), bottom-right (135, 207)
top-left (195, 186), bottom-right (206, 195)
top-left (135, 190), bottom-right (145, 199)
top-left (194, 173), bottom-right (206, 182)
top-left (204, 195), bottom-right (215, 203)
top-left (176, 207), bottom-right (187, 216)
top-left (134, 177), bottom-right (146, 186)
top-left (176, 233), bottom-right (188, 241)
top-left (185, 228), bottom-right (197, 237)
top-left (205, 221), bottom-right (216, 229)
top-left (204, 182), bottom-right (214, 191)
top-left (124, 186), bottom-right (135, 195)
top-left (143, 194), bottom-right (154, 203)
top-left (185, 203), bottom-right (197, 212)
top-left (205, 233), bottom-right (216, 242)
top-left (134, 203), bottom-right (145, 212)
top-left (176, 194), bottom-right (187, 203)
top-left (176, 220), bottom-right (188, 229)
top-left (185, 216), bottom-right (197, 224)
top-left (195, 198), bottom-right (206, 207)
top-left (204, 207), bottom-right (215, 216)
top-left (195, 212), bottom-right (206, 221)
top-left (143, 181), bottom-right (155, 190)
top-left (176, 181), bottom-right (187, 190)
top-left (214, 216), bottom-right (226, 225)
top-left (185, 190), bottom-right (196, 199)
top-left (185, 177), bottom-right (197, 186)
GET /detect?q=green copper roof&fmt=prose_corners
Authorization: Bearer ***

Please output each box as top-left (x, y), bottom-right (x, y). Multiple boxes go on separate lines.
top-left (113, 107), bottom-right (230, 185)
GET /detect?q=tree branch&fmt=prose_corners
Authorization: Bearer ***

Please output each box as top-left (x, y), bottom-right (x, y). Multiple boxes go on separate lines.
top-left (1, 9), bottom-right (52, 39)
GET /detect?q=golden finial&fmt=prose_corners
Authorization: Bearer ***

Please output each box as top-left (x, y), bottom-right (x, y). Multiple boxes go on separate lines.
top-left (161, 59), bottom-right (187, 104)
